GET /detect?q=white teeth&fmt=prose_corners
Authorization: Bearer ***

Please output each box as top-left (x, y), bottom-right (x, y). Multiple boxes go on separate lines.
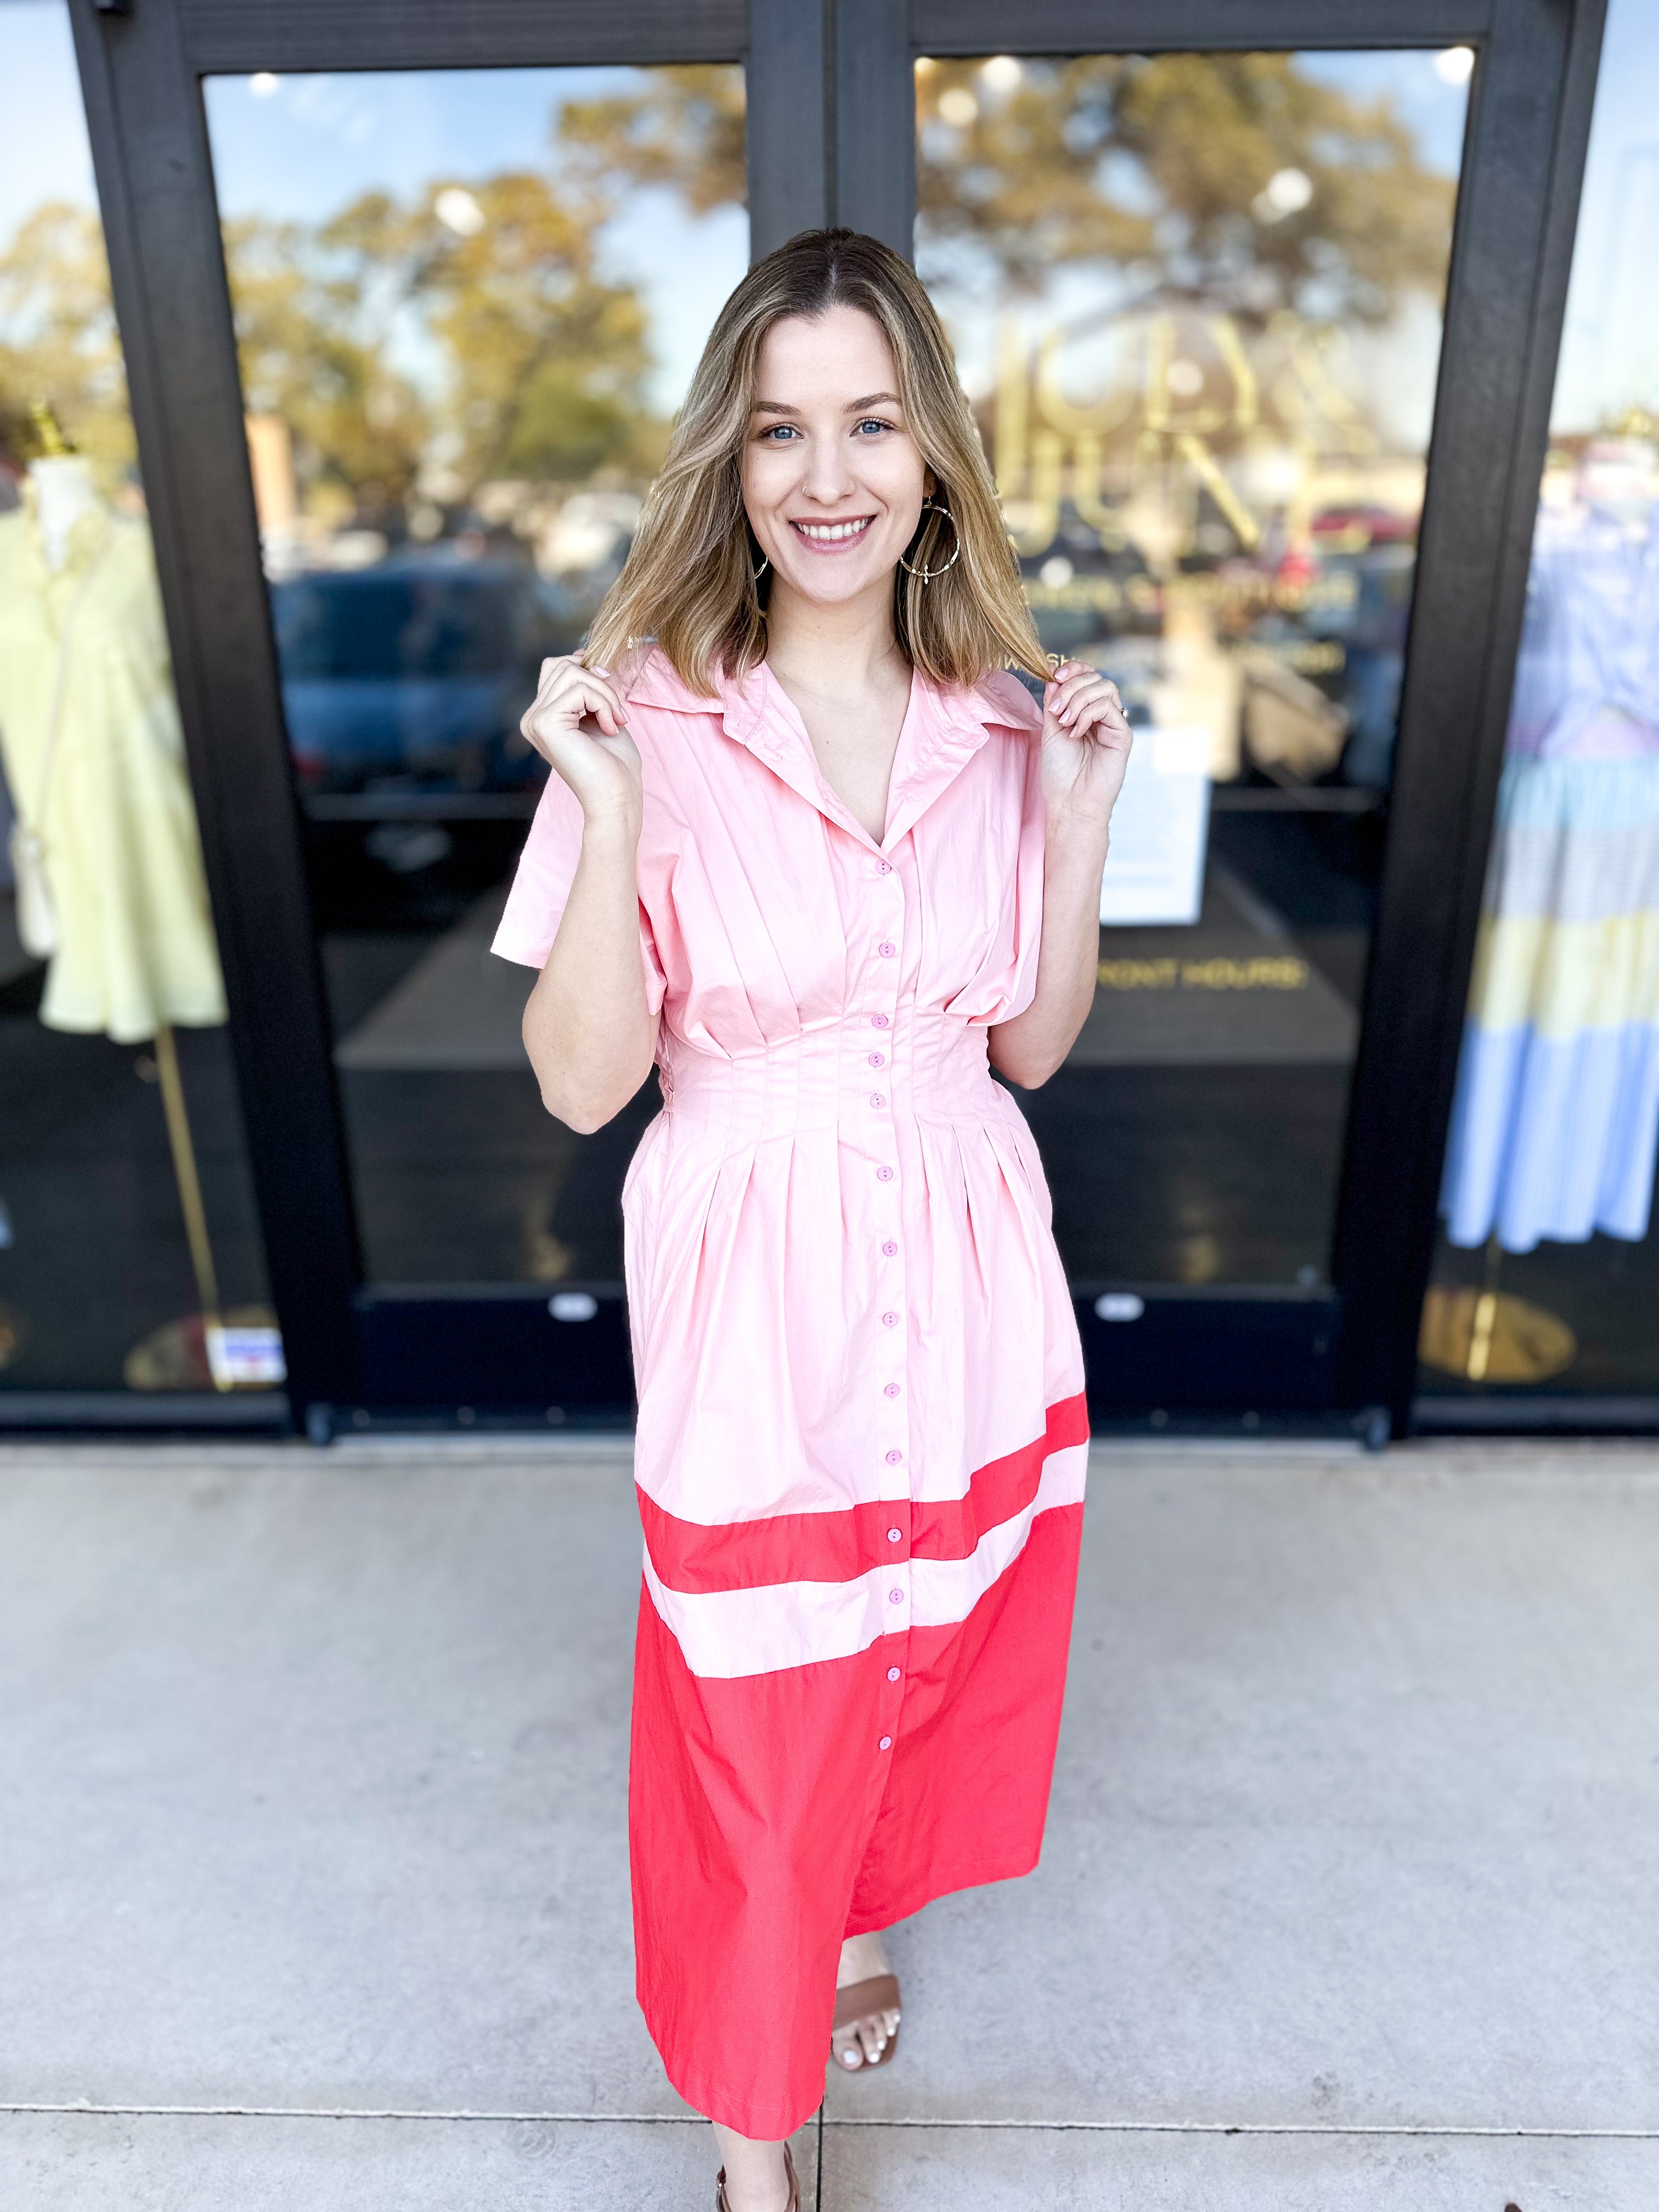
top-left (794, 518), bottom-right (871, 541)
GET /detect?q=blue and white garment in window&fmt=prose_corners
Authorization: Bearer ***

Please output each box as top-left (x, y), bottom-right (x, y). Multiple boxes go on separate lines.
top-left (1440, 502), bottom-right (1659, 1251)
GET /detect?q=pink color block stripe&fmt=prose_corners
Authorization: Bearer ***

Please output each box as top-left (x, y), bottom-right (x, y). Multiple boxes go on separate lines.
top-left (639, 1390), bottom-right (1090, 1595)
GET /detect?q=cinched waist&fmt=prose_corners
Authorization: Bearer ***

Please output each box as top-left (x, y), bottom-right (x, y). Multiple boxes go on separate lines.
top-left (657, 1020), bottom-right (1001, 1140)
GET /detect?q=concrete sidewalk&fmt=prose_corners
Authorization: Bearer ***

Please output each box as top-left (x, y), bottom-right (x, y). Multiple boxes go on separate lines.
top-left (1, 1432), bottom-right (1656, 2209)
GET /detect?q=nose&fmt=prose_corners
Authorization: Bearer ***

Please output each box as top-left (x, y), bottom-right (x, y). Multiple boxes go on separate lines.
top-left (799, 431), bottom-right (856, 507)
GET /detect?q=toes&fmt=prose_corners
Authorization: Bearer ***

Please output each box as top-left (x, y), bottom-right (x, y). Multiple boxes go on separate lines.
top-left (832, 2004), bottom-right (901, 2073)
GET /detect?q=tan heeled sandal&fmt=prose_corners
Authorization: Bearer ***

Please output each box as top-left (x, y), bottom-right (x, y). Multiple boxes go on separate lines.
top-left (831, 1971), bottom-right (902, 2072)
top-left (715, 2141), bottom-right (799, 2211)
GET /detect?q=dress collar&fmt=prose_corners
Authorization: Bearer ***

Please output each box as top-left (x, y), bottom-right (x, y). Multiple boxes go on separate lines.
top-left (625, 648), bottom-right (1037, 854)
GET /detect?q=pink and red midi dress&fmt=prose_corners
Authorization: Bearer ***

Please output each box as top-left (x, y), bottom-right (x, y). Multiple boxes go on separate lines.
top-left (493, 650), bottom-right (1088, 2138)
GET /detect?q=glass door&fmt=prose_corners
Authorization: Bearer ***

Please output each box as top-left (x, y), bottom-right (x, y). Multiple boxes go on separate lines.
top-left (75, 0), bottom-right (1596, 1432)
top-left (198, 61), bottom-right (746, 1420)
top-left (913, 44), bottom-right (1471, 1414)
top-left (69, 0), bottom-right (773, 1428)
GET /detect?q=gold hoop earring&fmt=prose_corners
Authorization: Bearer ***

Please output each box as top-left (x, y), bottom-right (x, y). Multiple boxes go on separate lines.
top-left (899, 500), bottom-right (961, 583)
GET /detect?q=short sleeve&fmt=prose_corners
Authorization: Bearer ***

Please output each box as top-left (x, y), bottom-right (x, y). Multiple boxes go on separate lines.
top-left (490, 768), bottom-right (667, 1016)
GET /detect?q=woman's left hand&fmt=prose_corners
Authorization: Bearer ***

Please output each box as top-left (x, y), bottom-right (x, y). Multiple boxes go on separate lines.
top-left (1039, 657), bottom-right (1133, 837)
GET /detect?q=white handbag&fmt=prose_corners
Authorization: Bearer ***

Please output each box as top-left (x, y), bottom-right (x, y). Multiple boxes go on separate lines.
top-left (7, 537), bottom-right (107, 961)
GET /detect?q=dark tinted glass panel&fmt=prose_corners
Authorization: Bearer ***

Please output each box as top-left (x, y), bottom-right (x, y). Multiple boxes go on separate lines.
top-left (203, 64), bottom-right (747, 1292)
top-left (916, 49), bottom-right (1469, 1296)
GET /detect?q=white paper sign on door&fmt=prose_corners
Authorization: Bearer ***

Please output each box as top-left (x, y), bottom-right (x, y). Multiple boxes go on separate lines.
top-left (1098, 725), bottom-right (1212, 926)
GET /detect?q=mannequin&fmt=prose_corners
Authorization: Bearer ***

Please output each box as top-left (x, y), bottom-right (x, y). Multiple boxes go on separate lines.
top-left (1429, 441), bottom-right (1659, 1380)
top-left (0, 404), bottom-right (238, 1388)
top-left (30, 452), bottom-right (102, 574)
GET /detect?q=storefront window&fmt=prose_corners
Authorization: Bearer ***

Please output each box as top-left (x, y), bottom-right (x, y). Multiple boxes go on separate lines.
top-left (1421, 0), bottom-right (1659, 1401)
top-left (916, 50), bottom-right (1469, 1291)
top-left (202, 64), bottom-right (746, 1291)
top-left (0, 1), bottom-right (275, 1396)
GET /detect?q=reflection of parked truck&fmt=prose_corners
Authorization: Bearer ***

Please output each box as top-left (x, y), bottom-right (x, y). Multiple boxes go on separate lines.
top-left (273, 556), bottom-right (580, 795)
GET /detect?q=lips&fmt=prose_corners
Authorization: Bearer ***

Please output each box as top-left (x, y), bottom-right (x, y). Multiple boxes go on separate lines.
top-left (790, 516), bottom-right (875, 551)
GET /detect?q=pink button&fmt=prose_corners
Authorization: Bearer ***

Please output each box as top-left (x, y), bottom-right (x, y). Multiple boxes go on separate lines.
top-left (868, 1052), bottom-right (885, 1067)
top-left (871, 1093), bottom-right (886, 1109)
top-left (878, 862), bottom-right (893, 874)
top-left (884, 1382), bottom-right (900, 1397)
top-left (882, 1311), bottom-right (899, 1327)
top-left (877, 1166), bottom-right (895, 1182)
top-left (887, 1526), bottom-right (902, 1541)
top-left (878, 940), bottom-right (896, 957)
top-left (882, 1240), bottom-right (898, 1256)
top-left (887, 1666), bottom-right (901, 1682)
top-left (871, 1013), bottom-right (889, 1028)
top-left (879, 1735), bottom-right (892, 1751)
top-left (885, 1450), bottom-right (903, 1465)
top-left (888, 1588), bottom-right (904, 1604)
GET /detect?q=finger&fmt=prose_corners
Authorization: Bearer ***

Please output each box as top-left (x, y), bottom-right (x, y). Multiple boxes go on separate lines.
top-left (522, 679), bottom-right (624, 750)
top-left (1053, 674), bottom-right (1113, 727)
top-left (537, 654), bottom-right (627, 724)
top-left (552, 671), bottom-right (629, 734)
top-left (1047, 662), bottom-right (1107, 704)
top-left (1079, 699), bottom-right (1133, 745)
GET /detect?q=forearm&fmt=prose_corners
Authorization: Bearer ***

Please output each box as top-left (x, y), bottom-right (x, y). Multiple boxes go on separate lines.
top-left (522, 809), bottom-right (657, 1131)
top-left (988, 813), bottom-right (1109, 1088)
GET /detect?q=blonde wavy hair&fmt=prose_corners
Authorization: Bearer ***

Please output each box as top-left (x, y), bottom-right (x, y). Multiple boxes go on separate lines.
top-left (585, 227), bottom-right (1046, 693)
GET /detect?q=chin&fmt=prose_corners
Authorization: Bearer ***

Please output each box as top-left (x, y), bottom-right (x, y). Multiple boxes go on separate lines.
top-left (776, 556), bottom-right (895, 606)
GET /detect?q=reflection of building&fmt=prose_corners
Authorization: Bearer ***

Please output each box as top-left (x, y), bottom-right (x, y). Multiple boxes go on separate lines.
top-left (977, 307), bottom-right (1426, 786)
top-left (990, 308), bottom-right (1418, 559)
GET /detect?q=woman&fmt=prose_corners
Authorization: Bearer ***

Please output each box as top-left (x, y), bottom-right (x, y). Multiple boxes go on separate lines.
top-left (493, 228), bottom-right (1130, 2211)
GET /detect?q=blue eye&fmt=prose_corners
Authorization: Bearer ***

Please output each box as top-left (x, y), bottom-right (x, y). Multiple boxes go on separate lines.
top-left (856, 419), bottom-right (894, 436)
top-left (760, 424), bottom-right (800, 441)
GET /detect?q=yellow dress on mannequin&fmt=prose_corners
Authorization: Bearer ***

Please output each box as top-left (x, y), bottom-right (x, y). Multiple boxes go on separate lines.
top-left (0, 489), bottom-right (225, 1041)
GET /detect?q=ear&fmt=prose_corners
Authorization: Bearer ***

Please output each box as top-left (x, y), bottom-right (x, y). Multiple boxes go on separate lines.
top-left (922, 467), bottom-right (938, 502)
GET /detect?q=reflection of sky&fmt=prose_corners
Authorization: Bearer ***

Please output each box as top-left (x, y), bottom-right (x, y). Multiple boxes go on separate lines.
top-left (1296, 50), bottom-right (1470, 178)
top-left (0, 5), bottom-right (99, 229)
top-left (199, 67), bottom-right (749, 415)
top-left (0, 10), bottom-right (747, 416)
top-left (1270, 26), bottom-right (1659, 436)
top-left (1550, 0), bottom-right (1659, 433)
top-left (920, 49), bottom-right (1472, 460)
top-left (4, 0), bottom-right (1656, 433)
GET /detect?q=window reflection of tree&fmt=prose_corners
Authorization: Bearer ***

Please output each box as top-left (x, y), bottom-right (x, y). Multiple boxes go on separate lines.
top-left (0, 66), bottom-right (746, 545)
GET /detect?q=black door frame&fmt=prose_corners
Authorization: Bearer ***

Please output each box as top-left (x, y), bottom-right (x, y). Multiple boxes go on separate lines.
top-left (64, 0), bottom-right (1604, 1437)
top-left (66, 0), bottom-right (816, 1434)
top-left (834, 0), bottom-right (1608, 1435)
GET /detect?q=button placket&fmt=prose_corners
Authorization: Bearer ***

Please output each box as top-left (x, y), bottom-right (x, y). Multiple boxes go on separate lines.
top-left (864, 851), bottom-right (911, 1737)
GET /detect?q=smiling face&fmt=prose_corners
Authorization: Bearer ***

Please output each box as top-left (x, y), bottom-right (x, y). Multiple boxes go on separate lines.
top-left (741, 303), bottom-right (931, 614)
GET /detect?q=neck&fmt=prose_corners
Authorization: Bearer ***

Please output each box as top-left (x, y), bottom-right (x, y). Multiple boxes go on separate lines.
top-left (764, 570), bottom-right (906, 696)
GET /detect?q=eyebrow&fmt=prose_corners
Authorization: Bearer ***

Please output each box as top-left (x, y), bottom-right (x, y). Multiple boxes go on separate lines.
top-left (751, 392), bottom-right (904, 416)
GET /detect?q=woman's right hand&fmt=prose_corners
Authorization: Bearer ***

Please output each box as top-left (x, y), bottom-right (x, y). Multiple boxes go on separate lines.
top-left (520, 653), bottom-right (642, 825)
